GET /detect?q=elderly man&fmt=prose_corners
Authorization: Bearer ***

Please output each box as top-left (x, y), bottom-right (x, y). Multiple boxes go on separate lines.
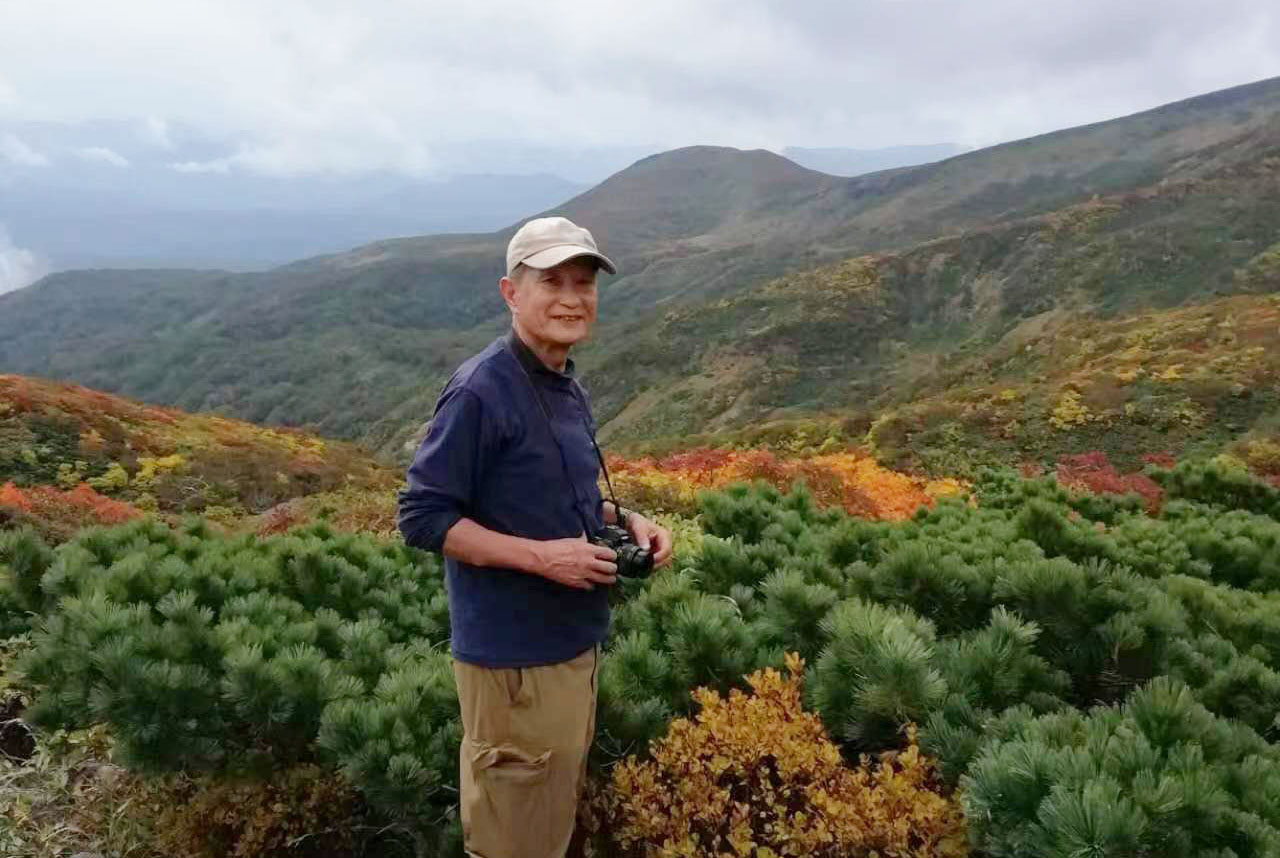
top-left (397, 215), bottom-right (673, 857)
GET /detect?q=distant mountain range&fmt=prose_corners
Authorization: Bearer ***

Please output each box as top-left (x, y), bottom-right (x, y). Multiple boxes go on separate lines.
top-left (0, 125), bottom-right (963, 277)
top-left (3, 76), bottom-right (1279, 465)
top-left (0, 165), bottom-right (588, 272)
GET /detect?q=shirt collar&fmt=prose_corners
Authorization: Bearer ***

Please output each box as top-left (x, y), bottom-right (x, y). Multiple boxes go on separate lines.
top-left (505, 328), bottom-right (576, 381)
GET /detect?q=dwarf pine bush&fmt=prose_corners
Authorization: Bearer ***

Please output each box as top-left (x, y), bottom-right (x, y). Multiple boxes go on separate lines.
top-left (12, 461), bottom-right (1280, 856)
top-left (0, 525), bottom-right (54, 636)
top-left (962, 678), bottom-right (1280, 857)
top-left (1154, 457), bottom-right (1280, 519)
top-left (13, 516), bottom-right (459, 838)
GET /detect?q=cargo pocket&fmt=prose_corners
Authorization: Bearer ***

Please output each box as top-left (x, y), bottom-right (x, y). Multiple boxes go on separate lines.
top-left (463, 739), bottom-right (554, 858)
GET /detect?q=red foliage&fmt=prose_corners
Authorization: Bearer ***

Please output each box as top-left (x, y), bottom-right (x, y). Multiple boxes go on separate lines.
top-left (1141, 452), bottom-right (1176, 469)
top-left (59, 483), bottom-right (144, 525)
top-left (0, 481), bottom-right (144, 541)
top-left (1055, 452), bottom-right (1163, 511)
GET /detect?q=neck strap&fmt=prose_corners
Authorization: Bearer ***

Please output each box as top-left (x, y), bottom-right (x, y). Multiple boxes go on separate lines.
top-left (508, 340), bottom-right (623, 532)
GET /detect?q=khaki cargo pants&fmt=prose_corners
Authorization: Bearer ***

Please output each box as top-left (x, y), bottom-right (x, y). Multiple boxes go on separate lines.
top-left (452, 645), bottom-right (600, 858)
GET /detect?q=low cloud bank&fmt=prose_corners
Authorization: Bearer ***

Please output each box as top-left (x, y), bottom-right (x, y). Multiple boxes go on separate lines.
top-left (0, 225), bottom-right (48, 294)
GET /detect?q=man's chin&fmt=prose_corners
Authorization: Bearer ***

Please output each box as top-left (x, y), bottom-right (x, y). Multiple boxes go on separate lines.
top-left (547, 324), bottom-right (590, 346)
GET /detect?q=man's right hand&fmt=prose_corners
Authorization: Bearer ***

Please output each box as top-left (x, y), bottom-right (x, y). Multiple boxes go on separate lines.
top-left (535, 538), bottom-right (618, 590)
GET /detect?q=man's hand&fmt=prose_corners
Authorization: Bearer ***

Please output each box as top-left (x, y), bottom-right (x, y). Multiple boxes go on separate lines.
top-left (534, 537), bottom-right (618, 590)
top-left (624, 512), bottom-right (674, 568)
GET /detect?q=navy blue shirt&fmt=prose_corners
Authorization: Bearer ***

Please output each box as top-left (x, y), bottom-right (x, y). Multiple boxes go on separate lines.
top-left (397, 330), bottom-right (609, 668)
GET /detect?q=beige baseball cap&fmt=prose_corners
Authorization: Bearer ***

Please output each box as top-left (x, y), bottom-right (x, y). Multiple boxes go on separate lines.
top-left (505, 216), bottom-right (617, 277)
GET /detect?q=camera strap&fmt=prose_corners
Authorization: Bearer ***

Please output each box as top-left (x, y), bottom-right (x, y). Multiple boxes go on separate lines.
top-left (509, 342), bottom-right (625, 534)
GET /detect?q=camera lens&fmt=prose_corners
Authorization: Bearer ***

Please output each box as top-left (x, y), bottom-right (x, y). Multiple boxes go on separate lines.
top-left (619, 543), bottom-right (654, 578)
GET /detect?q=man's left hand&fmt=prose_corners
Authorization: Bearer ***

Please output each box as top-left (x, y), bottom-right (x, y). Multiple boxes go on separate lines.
top-left (624, 511), bottom-right (674, 568)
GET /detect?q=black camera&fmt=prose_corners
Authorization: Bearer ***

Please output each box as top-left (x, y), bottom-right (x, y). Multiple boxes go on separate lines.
top-left (590, 524), bottom-right (654, 579)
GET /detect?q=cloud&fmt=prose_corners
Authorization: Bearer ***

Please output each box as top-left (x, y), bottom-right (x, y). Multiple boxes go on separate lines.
top-left (0, 225), bottom-right (48, 294)
top-left (139, 116), bottom-right (173, 149)
top-left (76, 145), bottom-right (130, 167)
top-left (170, 158), bottom-right (231, 174)
top-left (0, 133), bottom-right (50, 167)
top-left (0, 1), bottom-right (1275, 175)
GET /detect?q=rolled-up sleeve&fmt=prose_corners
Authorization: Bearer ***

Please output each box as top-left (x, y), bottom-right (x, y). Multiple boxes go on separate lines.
top-left (397, 386), bottom-right (490, 552)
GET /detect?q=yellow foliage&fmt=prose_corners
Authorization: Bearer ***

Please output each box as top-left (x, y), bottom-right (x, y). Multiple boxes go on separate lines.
top-left (132, 453), bottom-right (187, 488)
top-left (87, 461), bottom-right (130, 492)
top-left (1154, 364), bottom-right (1184, 381)
top-left (1233, 437), bottom-right (1280, 475)
top-left (1049, 390), bottom-right (1092, 430)
top-left (56, 461), bottom-right (88, 489)
top-left (590, 654), bottom-right (968, 858)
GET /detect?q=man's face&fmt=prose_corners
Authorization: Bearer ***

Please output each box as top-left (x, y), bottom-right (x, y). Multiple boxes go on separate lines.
top-left (502, 257), bottom-right (599, 347)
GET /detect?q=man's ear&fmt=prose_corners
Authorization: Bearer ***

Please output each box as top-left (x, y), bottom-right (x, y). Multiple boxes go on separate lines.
top-left (499, 275), bottom-right (518, 313)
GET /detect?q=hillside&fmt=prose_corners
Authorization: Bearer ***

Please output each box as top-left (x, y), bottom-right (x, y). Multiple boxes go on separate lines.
top-left (2, 76), bottom-right (1280, 459)
top-left (590, 145), bottom-right (1280, 447)
top-left (0, 374), bottom-right (395, 540)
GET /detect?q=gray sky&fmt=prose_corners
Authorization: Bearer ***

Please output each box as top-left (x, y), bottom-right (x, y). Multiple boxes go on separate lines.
top-left (1, 0), bottom-right (1277, 292)
top-left (1, 0), bottom-right (1276, 177)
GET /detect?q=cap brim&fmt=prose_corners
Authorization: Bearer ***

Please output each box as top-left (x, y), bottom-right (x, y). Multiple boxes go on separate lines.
top-left (519, 244), bottom-right (617, 276)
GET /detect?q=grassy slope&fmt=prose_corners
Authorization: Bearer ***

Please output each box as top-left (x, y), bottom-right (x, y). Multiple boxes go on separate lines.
top-left (1, 78), bottom-right (1278, 460)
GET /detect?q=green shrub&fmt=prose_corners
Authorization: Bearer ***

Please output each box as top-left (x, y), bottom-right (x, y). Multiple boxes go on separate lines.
top-left (15, 518), bottom-right (458, 839)
top-left (808, 598), bottom-right (947, 749)
top-left (962, 678), bottom-right (1280, 857)
top-left (1153, 458), bottom-right (1280, 519)
top-left (0, 526), bottom-right (55, 636)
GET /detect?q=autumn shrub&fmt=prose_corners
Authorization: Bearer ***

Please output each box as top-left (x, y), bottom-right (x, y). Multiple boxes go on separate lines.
top-left (1054, 451), bottom-right (1162, 511)
top-left (607, 447), bottom-right (965, 522)
top-left (0, 481), bottom-right (144, 544)
top-left (256, 485), bottom-right (399, 538)
top-left (137, 764), bottom-right (417, 858)
top-left (589, 653), bottom-right (968, 858)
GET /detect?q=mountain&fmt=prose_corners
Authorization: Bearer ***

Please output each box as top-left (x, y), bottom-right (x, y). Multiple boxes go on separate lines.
top-left (0, 167), bottom-right (587, 272)
top-left (782, 144), bottom-right (967, 177)
top-left (3, 76), bottom-right (1280, 463)
top-left (589, 153), bottom-right (1280, 458)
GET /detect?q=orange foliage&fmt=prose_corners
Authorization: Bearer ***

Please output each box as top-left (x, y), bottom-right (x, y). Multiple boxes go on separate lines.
top-left (609, 448), bottom-right (965, 521)
top-left (1, 481), bottom-right (32, 512)
top-left (588, 654), bottom-right (968, 857)
top-left (0, 480), bottom-right (144, 541)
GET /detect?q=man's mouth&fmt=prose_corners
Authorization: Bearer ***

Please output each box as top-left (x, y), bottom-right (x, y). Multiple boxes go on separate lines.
top-left (551, 315), bottom-right (583, 322)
